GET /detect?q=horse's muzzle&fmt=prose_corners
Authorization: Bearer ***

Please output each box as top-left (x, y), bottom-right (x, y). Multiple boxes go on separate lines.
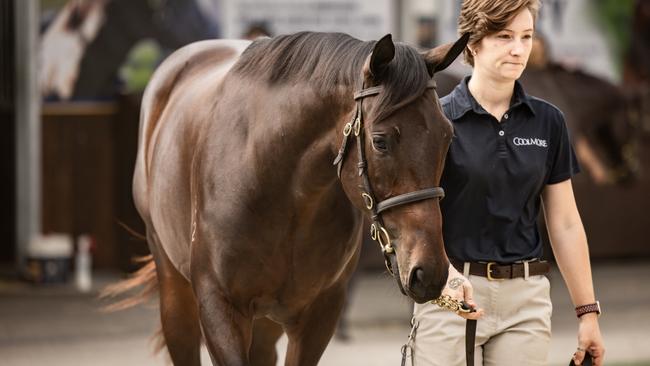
top-left (407, 263), bottom-right (448, 303)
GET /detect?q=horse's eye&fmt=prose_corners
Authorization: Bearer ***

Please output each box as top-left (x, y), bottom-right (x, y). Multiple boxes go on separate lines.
top-left (372, 135), bottom-right (389, 152)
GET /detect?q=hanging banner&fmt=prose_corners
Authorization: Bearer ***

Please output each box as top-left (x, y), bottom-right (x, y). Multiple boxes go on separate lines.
top-left (220, 0), bottom-right (396, 41)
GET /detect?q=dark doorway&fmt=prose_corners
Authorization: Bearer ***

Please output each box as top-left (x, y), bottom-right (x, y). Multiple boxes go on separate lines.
top-left (1, 0), bottom-right (16, 264)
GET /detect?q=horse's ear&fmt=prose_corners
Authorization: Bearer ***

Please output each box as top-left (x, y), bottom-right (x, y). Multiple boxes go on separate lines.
top-left (422, 33), bottom-right (470, 77)
top-left (364, 34), bottom-right (395, 80)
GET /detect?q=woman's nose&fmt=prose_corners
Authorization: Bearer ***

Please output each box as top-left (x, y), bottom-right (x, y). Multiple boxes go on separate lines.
top-left (511, 38), bottom-right (527, 56)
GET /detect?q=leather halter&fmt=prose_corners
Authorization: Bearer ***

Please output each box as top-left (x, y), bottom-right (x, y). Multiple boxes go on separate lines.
top-left (333, 79), bottom-right (444, 275)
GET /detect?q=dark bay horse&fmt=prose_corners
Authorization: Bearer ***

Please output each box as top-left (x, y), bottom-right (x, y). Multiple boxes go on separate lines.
top-left (623, 0), bottom-right (650, 138)
top-left (114, 32), bottom-right (468, 365)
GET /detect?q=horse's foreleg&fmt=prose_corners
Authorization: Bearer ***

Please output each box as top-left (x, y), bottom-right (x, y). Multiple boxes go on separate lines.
top-left (192, 274), bottom-right (253, 366)
top-left (250, 317), bottom-right (284, 366)
top-left (284, 284), bottom-right (347, 366)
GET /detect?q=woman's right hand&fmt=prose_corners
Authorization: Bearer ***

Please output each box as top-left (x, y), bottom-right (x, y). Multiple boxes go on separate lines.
top-left (440, 263), bottom-right (484, 320)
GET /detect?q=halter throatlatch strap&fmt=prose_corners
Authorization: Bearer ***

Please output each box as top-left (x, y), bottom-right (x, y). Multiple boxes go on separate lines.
top-left (333, 78), bottom-right (442, 276)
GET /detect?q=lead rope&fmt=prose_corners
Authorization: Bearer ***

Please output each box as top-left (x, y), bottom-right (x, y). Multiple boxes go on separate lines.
top-left (465, 319), bottom-right (477, 366)
top-left (401, 300), bottom-right (476, 366)
top-left (400, 318), bottom-right (476, 366)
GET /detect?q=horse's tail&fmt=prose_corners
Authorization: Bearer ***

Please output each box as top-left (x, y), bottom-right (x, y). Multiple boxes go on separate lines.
top-left (100, 254), bottom-right (158, 311)
top-left (100, 252), bottom-right (165, 354)
top-left (99, 226), bottom-right (168, 354)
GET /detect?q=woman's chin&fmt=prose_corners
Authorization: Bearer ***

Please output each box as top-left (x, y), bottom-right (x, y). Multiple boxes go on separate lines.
top-left (499, 69), bottom-right (525, 81)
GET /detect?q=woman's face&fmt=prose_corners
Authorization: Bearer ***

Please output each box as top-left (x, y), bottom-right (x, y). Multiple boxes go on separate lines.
top-left (472, 8), bottom-right (534, 81)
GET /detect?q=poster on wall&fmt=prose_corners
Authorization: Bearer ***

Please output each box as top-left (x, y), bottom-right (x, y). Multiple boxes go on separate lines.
top-left (220, 0), bottom-right (396, 41)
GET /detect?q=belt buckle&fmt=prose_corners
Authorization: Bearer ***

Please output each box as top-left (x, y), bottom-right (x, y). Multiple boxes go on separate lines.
top-left (486, 262), bottom-right (503, 281)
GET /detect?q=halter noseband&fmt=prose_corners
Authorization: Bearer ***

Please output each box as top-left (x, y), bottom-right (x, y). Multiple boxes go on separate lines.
top-left (332, 79), bottom-right (444, 276)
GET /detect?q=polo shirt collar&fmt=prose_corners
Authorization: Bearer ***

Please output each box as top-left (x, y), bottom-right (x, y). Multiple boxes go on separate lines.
top-left (446, 76), bottom-right (536, 120)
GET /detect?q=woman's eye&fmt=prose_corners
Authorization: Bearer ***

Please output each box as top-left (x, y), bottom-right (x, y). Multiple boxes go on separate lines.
top-left (372, 136), bottom-right (388, 152)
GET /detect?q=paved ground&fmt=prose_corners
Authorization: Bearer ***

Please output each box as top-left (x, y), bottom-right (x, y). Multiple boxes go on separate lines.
top-left (0, 261), bottom-right (648, 365)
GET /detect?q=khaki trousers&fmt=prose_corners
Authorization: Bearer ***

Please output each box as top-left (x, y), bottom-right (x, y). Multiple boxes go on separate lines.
top-left (412, 271), bottom-right (552, 366)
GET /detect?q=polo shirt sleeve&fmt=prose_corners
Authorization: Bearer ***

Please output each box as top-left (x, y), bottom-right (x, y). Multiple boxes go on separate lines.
top-left (547, 111), bottom-right (581, 184)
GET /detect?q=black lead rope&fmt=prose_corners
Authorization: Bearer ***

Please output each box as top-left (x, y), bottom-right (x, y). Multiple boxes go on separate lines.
top-left (465, 319), bottom-right (477, 366)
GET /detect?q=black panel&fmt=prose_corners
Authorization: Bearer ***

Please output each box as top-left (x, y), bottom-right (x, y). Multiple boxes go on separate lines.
top-left (0, 0), bottom-right (16, 264)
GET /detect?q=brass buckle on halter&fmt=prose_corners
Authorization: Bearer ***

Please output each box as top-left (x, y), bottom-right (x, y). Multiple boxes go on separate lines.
top-left (376, 226), bottom-right (393, 254)
top-left (343, 122), bottom-right (353, 136)
top-left (353, 116), bottom-right (361, 136)
top-left (486, 262), bottom-right (503, 281)
top-left (361, 192), bottom-right (374, 210)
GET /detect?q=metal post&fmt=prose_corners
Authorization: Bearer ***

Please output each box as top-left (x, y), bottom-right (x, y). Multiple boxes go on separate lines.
top-left (14, 0), bottom-right (41, 272)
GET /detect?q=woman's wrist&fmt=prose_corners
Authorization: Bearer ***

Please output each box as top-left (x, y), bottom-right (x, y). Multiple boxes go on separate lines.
top-left (578, 312), bottom-right (599, 323)
top-left (575, 301), bottom-right (601, 318)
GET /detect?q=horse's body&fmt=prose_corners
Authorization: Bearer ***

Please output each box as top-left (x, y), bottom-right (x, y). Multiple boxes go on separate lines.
top-left (128, 32), bottom-right (467, 365)
top-left (623, 0), bottom-right (650, 138)
top-left (520, 64), bottom-right (639, 183)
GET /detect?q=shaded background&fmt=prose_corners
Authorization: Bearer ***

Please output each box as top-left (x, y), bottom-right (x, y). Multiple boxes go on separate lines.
top-left (3, 0), bottom-right (649, 272)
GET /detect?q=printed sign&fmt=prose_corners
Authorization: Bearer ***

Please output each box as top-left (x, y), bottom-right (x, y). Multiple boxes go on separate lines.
top-left (220, 0), bottom-right (395, 41)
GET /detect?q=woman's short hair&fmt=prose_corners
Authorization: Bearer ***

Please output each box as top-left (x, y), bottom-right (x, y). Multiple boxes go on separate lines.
top-left (458, 0), bottom-right (541, 66)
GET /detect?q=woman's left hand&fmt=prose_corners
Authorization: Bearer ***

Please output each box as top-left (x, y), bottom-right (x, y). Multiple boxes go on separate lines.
top-left (573, 313), bottom-right (605, 365)
top-left (440, 264), bottom-right (484, 320)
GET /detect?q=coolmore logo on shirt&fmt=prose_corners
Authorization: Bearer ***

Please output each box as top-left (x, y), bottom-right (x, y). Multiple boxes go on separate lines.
top-left (513, 137), bottom-right (548, 147)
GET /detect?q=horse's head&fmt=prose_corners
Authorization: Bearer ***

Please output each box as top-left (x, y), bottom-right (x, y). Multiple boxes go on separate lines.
top-left (335, 34), bottom-right (469, 303)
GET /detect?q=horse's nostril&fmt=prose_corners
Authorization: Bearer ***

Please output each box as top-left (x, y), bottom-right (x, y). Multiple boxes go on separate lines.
top-left (411, 267), bottom-right (425, 289)
top-left (408, 265), bottom-right (445, 303)
top-left (415, 267), bottom-right (425, 283)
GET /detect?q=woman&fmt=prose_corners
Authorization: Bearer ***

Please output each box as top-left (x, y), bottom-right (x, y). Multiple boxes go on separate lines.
top-left (412, 1), bottom-right (606, 365)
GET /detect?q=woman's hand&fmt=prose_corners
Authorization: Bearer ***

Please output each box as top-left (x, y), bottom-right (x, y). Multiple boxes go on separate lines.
top-left (573, 313), bottom-right (605, 365)
top-left (440, 264), bottom-right (484, 320)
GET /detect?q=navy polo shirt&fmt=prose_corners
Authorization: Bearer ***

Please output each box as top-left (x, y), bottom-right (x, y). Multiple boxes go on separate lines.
top-left (440, 76), bottom-right (580, 263)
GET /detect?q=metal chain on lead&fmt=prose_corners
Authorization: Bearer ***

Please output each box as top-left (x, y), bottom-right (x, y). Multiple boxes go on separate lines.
top-left (400, 316), bottom-right (419, 366)
top-left (430, 295), bottom-right (472, 313)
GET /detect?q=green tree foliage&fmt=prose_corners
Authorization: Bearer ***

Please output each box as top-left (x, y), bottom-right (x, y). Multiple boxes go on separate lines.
top-left (593, 0), bottom-right (635, 67)
top-left (118, 40), bottom-right (162, 94)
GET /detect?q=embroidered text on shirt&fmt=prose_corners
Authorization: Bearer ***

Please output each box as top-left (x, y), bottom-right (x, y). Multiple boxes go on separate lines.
top-left (513, 137), bottom-right (547, 147)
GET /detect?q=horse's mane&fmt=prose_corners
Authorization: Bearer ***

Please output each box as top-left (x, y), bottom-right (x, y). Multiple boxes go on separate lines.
top-left (232, 31), bottom-right (431, 121)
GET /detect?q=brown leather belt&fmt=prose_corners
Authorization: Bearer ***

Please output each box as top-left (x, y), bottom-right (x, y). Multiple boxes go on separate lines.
top-left (451, 259), bottom-right (550, 280)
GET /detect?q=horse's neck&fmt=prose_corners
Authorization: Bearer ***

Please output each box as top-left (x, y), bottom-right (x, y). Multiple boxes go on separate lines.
top-left (264, 84), bottom-right (355, 200)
